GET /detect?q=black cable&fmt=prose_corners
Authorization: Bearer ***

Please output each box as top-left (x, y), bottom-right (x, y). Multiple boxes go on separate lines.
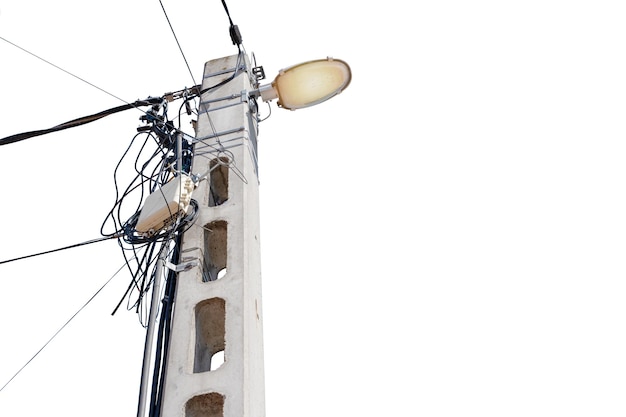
top-left (148, 236), bottom-right (181, 417)
top-left (100, 127), bottom-right (170, 240)
top-left (100, 131), bottom-right (154, 238)
top-left (152, 275), bottom-right (174, 417)
top-left (198, 50), bottom-right (245, 96)
top-left (98, 78), bottom-right (200, 325)
top-left (0, 235), bottom-right (118, 266)
top-left (1, 85), bottom-right (202, 148)
top-left (221, 0), bottom-right (235, 26)
top-left (111, 240), bottom-right (159, 321)
top-left (0, 98), bottom-right (162, 147)
top-left (220, 0), bottom-right (242, 46)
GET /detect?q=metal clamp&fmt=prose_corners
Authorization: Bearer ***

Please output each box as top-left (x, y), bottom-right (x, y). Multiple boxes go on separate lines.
top-left (164, 259), bottom-right (199, 273)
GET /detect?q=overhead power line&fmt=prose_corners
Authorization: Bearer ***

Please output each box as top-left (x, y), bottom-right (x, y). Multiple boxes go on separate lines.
top-left (0, 36), bottom-right (198, 148)
top-left (0, 98), bottom-right (162, 147)
top-left (0, 261), bottom-right (129, 394)
top-left (0, 86), bottom-right (201, 147)
top-left (0, 235), bottom-right (118, 266)
top-left (0, 35), bottom-right (130, 105)
top-left (221, 0), bottom-right (243, 46)
top-left (158, 0), bottom-right (196, 86)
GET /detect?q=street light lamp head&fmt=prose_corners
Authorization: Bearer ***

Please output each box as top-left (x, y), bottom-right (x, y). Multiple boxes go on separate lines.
top-left (255, 57), bottom-right (351, 110)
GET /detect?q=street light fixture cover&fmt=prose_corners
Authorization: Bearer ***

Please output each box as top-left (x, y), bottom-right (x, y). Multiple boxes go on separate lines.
top-left (258, 57), bottom-right (351, 110)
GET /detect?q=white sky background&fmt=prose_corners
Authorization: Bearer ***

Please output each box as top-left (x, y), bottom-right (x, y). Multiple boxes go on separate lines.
top-left (0, 1), bottom-right (625, 416)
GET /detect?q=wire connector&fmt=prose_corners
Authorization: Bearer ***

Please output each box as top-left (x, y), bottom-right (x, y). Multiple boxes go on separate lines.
top-left (229, 24), bottom-right (242, 46)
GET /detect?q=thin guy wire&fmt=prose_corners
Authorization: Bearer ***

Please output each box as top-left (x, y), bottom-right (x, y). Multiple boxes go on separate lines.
top-left (0, 35), bottom-right (130, 105)
top-left (0, 261), bottom-right (130, 394)
top-left (158, 2), bottom-right (248, 182)
top-left (158, 0), bottom-right (197, 86)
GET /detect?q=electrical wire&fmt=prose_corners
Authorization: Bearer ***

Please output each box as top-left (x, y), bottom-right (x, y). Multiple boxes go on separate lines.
top-left (0, 235), bottom-right (119, 266)
top-left (0, 35), bottom-right (131, 105)
top-left (221, 0), bottom-right (236, 27)
top-left (0, 97), bottom-right (162, 146)
top-left (99, 96), bottom-right (200, 326)
top-left (147, 236), bottom-right (180, 417)
top-left (1, 5), bottom-right (257, 415)
top-left (0, 85), bottom-right (203, 147)
top-left (0, 261), bottom-right (129, 394)
top-left (220, 0), bottom-right (243, 48)
top-left (158, 0), bottom-right (197, 86)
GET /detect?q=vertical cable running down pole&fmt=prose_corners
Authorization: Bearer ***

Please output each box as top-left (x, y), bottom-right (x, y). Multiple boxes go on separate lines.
top-left (149, 236), bottom-right (181, 417)
top-left (137, 245), bottom-right (168, 417)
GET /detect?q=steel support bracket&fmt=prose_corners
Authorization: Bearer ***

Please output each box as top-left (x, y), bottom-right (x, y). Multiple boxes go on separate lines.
top-left (164, 259), bottom-right (200, 273)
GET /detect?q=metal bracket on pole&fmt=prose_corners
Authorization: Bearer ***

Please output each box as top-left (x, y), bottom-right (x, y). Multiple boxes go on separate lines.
top-left (164, 259), bottom-right (199, 273)
top-left (163, 85), bottom-right (201, 102)
top-left (202, 64), bottom-right (246, 79)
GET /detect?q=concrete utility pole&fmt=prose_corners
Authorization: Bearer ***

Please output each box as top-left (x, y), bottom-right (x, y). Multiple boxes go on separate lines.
top-left (159, 54), bottom-right (265, 417)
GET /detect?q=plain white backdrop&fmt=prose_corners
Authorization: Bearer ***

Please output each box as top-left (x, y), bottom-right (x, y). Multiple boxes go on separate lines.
top-left (1, 1), bottom-right (626, 416)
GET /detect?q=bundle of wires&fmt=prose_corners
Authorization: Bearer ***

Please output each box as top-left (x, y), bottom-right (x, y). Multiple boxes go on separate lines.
top-left (100, 95), bottom-right (199, 325)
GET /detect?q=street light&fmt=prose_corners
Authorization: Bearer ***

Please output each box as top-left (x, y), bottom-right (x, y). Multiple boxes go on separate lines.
top-left (128, 57), bottom-right (352, 240)
top-left (252, 57), bottom-right (351, 110)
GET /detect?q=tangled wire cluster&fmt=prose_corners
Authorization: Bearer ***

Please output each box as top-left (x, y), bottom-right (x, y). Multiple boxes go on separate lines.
top-left (100, 93), bottom-right (199, 325)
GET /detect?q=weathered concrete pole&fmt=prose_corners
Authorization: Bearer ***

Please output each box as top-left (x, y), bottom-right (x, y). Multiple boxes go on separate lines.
top-left (160, 53), bottom-right (265, 417)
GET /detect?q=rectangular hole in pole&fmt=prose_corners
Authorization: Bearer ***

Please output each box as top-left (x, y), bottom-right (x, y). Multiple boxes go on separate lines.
top-left (194, 298), bottom-right (226, 373)
top-left (202, 220), bottom-right (227, 282)
top-left (208, 157), bottom-right (229, 207)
